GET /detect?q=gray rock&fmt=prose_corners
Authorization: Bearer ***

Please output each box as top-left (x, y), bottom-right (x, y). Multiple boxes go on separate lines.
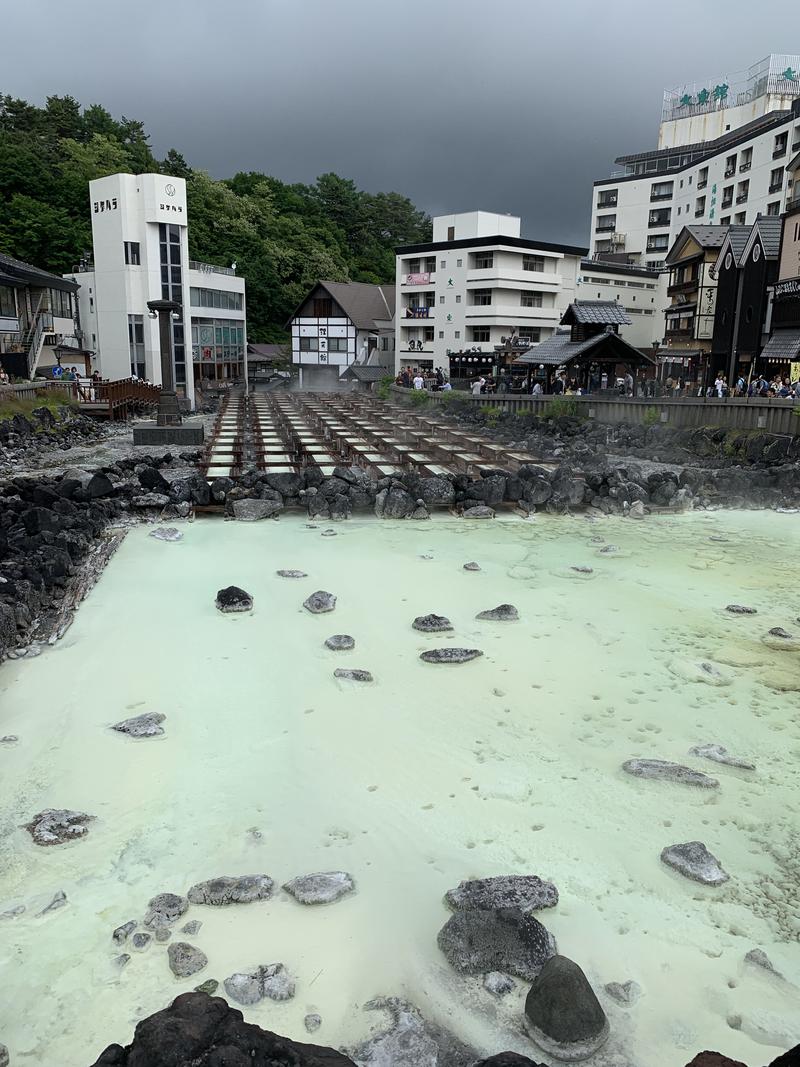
top-left (304, 1013), bottom-right (322, 1033)
top-left (144, 892), bottom-right (189, 928)
top-left (0, 1045), bottom-right (7, 1067)
top-left (0, 736), bottom-right (18, 745)
top-left (768, 626), bottom-right (793, 638)
top-left (283, 871), bottom-right (355, 905)
top-left (333, 668), bottom-right (373, 683)
top-left (570, 566), bottom-right (594, 574)
top-left (0, 905), bottom-right (25, 920)
top-left (155, 927), bottom-right (172, 943)
top-left (25, 809), bottom-right (95, 846)
top-left (112, 953), bottom-right (130, 970)
top-left (276, 569), bottom-right (307, 578)
top-left (167, 941), bottom-right (208, 978)
top-left (303, 590), bottom-right (336, 614)
top-left (375, 485), bottom-right (416, 519)
top-left (349, 997), bottom-right (476, 1067)
top-left (223, 963), bottom-right (295, 1005)
top-left (524, 955), bottom-right (609, 1061)
top-left (111, 712), bottom-right (165, 738)
top-left (660, 841), bottom-right (729, 885)
top-left (215, 586), bottom-right (253, 613)
top-left (689, 743), bottom-right (755, 770)
top-left (181, 920), bottom-right (202, 936)
top-left (463, 562), bottom-right (481, 571)
top-left (725, 604), bottom-right (757, 614)
top-left (604, 980), bottom-right (641, 1005)
top-left (483, 971), bottom-right (516, 997)
top-left (149, 527), bottom-right (183, 542)
top-left (476, 604), bottom-right (519, 621)
top-left (325, 634), bottom-right (354, 651)
top-left (132, 932), bottom-right (151, 950)
top-left (113, 920), bottom-right (136, 945)
top-left (628, 500), bottom-right (646, 519)
top-left (744, 948), bottom-right (783, 978)
top-left (446, 875), bottom-right (558, 913)
top-left (462, 505), bottom-right (495, 519)
top-left (321, 529), bottom-right (337, 537)
top-left (131, 492), bottom-right (171, 508)
top-left (232, 498), bottom-right (282, 521)
top-left (36, 890), bottom-right (67, 916)
top-left (187, 874), bottom-right (274, 906)
top-left (598, 545), bottom-right (619, 555)
top-left (412, 613), bottom-right (453, 633)
top-left (437, 907), bottom-right (556, 980)
top-left (417, 476), bottom-right (456, 507)
top-left (420, 648), bottom-right (483, 664)
top-left (621, 759), bottom-right (719, 788)
top-left (194, 978), bottom-right (219, 995)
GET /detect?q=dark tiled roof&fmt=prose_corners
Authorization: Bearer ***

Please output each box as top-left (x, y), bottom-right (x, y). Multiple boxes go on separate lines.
top-left (752, 215), bottom-right (783, 259)
top-left (247, 343), bottom-right (284, 358)
top-left (760, 328), bottom-right (800, 362)
top-left (339, 363), bottom-right (392, 381)
top-left (0, 250), bottom-right (78, 292)
top-left (562, 300), bottom-right (632, 326)
top-left (666, 225), bottom-right (729, 265)
top-left (285, 281), bottom-right (395, 330)
top-left (395, 235), bottom-right (589, 257)
top-left (514, 328), bottom-right (653, 367)
top-left (727, 225), bottom-right (752, 262)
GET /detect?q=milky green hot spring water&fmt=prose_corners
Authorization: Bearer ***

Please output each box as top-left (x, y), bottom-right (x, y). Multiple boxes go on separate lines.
top-left (1, 511), bottom-right (799, 1066)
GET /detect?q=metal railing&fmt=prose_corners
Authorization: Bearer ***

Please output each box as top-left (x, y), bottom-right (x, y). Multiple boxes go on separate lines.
top-left (188, 260), bottom-right (236, 277)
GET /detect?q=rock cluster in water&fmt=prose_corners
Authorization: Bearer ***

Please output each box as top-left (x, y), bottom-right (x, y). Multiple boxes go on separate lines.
top-left (224, 963), bottom-right (295, 1005)
top-left (25, 808), bottom-right (95, 846)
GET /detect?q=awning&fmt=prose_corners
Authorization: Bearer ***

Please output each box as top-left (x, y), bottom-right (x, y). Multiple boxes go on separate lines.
top-left (759, 329), bottom-right (800, 364)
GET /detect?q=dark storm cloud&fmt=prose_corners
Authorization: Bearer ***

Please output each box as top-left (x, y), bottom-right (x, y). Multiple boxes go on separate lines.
top-left (3, 0), bottom-right (797, 245)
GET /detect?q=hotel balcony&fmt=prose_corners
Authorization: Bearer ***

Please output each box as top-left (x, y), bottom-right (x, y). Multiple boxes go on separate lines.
top-left (721, 197), bottom-right (733, 210)
top-left (650, 191), bottom-right (673, 202)
top-left (597, 196), bottom-right (618, 208)
top-left (769, 181), bottom-right (783, 194)
top-left (724, 167), bottom-right (736, 178)
top-left (736, 193), bottom-right (748, 204)
top-left (595, 222), bottom-right (616, 233)
top-left (402, 306), bottom-right (435, 319)
top-left (697, 179), bottom-right (708, 190)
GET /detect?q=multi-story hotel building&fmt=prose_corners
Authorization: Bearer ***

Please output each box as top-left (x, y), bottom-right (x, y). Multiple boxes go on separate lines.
top-left (575, 260), bottom-right (661, 351)
top-left (589, 55), bottom-right (800, 339)
top-left (67, 173), bottom-right (246, 407)
top-left (394, 212), bottom-right (586, 379)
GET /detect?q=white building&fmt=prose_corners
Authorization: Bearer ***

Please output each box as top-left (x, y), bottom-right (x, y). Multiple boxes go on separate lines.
top-left (576, 259), bottom-right (661, 351)
top-left (67, 173), bottom-right (246, 408)
top-left (287, 280), bottom-right (395, 389)
top-left (589, 55), bottom-right (800, 339)
top-left (394, 211), bottom-right (586, 380)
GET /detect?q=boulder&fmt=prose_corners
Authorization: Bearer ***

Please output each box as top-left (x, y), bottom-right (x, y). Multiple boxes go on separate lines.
top-left (25, 808), bottom-right (95, 846)
top-left (88, 991), bottom-right (353, 1066)
top-left (277, 569), bottom-right (307, 578)
top-left (463, 562), bottom-right (481, 571)
top-left (524, 955), bottom-right (609, 1062)
top-left (144, 893), bottom-right (189, 928)
top-left (462, 505), bottom-right (495, 519)
top-left (417, 476), bottom-right (456, 507)
top-left (181, 920), bottom-right (203, 936)
top-left (149, 527), bottom-right (183, 542)
top-left (111, 712), bottom-right (165, 738)
top-left (333, 668), bottom-right (373, 683)
top-left (684, 1055), bottom-right (748, 1067)
top-left (420, 648), bottom-right (483, 664)
top-left (305, 1014), bottom-right (322, 1033)
top-left (475, 1056), bottom-right (546, 1066)
top-left (113, 920), bottom-right (136, 945)
top-left (621, 759), bottom-right (719, 788)
top-left (412, 613), bottom-right (453, 633)
top-left (283, 871), bottom-right (355, 905)
top-left (264, 471), bottom-right (304, 497)
top-left (232, 498), bottom-right (282, 521)
top-left (660, 842), bottom-right (729, 886)
top-left (168, 941), bottom-right (208, 978)
top-left (445, 875), bottom-right (558, 912)
top-left (688, 744), bottom-right (755, 770)
top-left (375, 485), bottom-right (416, 519)
top-left (476, 604), bottom-right (519, 621)
top-left (187, 875), bottom-right (274, 906)
top-left (156, 928), bottom-right (172, 943)
top-left (437, 907), bottom-right (556, 979)
top-left (325, 634), bottom-right (355, 651)
top-left (725, 604), bottom-right (757, 615)
top-left (224, 963), bottom-right (295, 1005)
top-left (86, 472), bottom-right (115, 498)
top-left (744, 948), bottom-right (783, 978)
top-left (132, 932), bottom-right (151, 951)
top-left (131, 493), bottom-right (171, 508)
top-left (304, 590), bottom-right (336, 614)
top-left (215, 586), bottom-right (253, 613)
top-left (193, 979), bottom-right (219, 995)
top-left (348, 996), bottom-right (475, 1067)
top-left (138, 467), bottom-right (170, 494)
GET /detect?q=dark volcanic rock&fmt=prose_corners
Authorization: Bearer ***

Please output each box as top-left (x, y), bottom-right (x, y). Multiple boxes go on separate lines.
top-left (187, 875), bottom-right (274, 906)
top-left (476, 604), bottom-right (519, 621)
top-left (333, 668), bottom-right (373, 683)
top-left (445, 875), bottom-right (558, 912)
top-left (475, 1056), bottom-right (547, 1067)
top-left (325, 634), bottom-right (354, 651)
top-left (283, 871), bottom-right (355, 905)
top-left (304, 590), bottom-right (337, 614)
top-left (412, 613), bottom-right (453, 633)
top-left (684, 1055), bottom-right (748, 1067)
top-left (462, 505), bottom-right (495, 519)
top-left (420, 648), bottom-right (483, 664)
top-left (725, 604), bottom-right (757, 615)
top-left (111, 712), bottom-right (165, 738)
top-left (215, 586), bottom-right (253, 613)
top-left (463, 561), bottom-right (481, 571)
top-left (524, 955), bottom-right (609, 1061)
top-left (86, 472), bottom-right (115, 498)
top-left (25, 808), bottom-right (94, 846)
top-left (167, 941), bottom-right (208, 978)
top-left (660, 842), bottom-right (729, 885)
top-left (437, 907), bottom-right (556, 979)
top-left (622, 758), bottom-right (719, 788)
top-left (144, 893), bottom-right (189, 928)
top-left (88, 990), bottom-right (354, 1065)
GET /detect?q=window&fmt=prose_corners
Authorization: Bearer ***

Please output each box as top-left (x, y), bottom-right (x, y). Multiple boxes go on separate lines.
top-left (471, 288), bottom-right (492, 305)
top-left (520, 292), bottom-right (543, 307)
top-left (424, 292), bottom-right (436, 308)
top-left (0, 285), bottom-right (14, 318)
top-left (471, 327), bottom-right (490, 343)
top-left (646, 259), bottom-right (665, 269)
top-left (123, 241), bottom-right (141, 265)
top-left (455, 294), bottom-right (461, 303)
top-left (695, 196), bottom-right (706, 217)
top-left (128, 314), bottom-right (145, 378)
top-left (381, 337), bottom-right (388, 350)
top-left (447, 226), bottom-right (455, 240)
top-left (328, 337), bottom-right (348, 352)
top-left (597, 189), bottom-right (618, 208)
top-left (473, 252), bottom-right (494, 269)
top-left (774, 131), bottom-right (788, 157)
top-left (724, 154), bottom-right (737, 177)
top-left (439, 295), bottom-right (445, 304)
top-left (766, 201), bottom-right (781, 216)
top-left (769, 167), bottom-right (784, 194)
top-left (596, 214), bottom-right (616, 232)
top-left (454, 330), bottom-right (460, 338)
top-left (424, 257), bottom-right (436, 273)
top-left (735, 212), bottom-right (746, 225)
top-left (720, 215), bottom-right (731, 226)
top-left (438, 330), bottom-right (444, 339)
top-left (313, 297), bottom-right (332, 317)
top-left (49, 288), bottom-right (73, 318)
top-left (408, 259), bottom-right (420, 272)
top-left (648, 208), bottom-right (671, 227)
top-left (697, 167), bottom-right (709, 189)
top-left (721, 185), bottom-right (734, 208)
top-left (646, 234), bottom-right (669, 252)
top-left (299, 336), bottom-right (318, 351)
top-left (159, 223), bottom-right (184, 377)
top-left (650, 181), bottom-right (673, 200)
top-left (440, 260), bottom-right (446, 269)
top-left (424, 326), bottom-right (434, 343)
top-left (736, 179), bottom-right (749, 203)
top-left (189, 288), bottom-right (243, 311)
top-left (740, 147), bottom-right (753, 171)
top-left (517, 327), bottom-right (541, 342)
top-left (522, 254), bottom-right (545, 271)
top-left (456, 258), bottom-right (462, 267)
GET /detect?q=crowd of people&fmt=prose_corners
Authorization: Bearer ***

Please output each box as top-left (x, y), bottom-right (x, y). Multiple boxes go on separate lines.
top-left (705, 371), bottom-right (800, 399)
top-left (395, 366), bottom-right (452, 391)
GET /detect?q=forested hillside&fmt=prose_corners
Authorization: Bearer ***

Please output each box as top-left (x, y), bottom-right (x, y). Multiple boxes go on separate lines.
top-left (0, 94), bottom-right (431, 340)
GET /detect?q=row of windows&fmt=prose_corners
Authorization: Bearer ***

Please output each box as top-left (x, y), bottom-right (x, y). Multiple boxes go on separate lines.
top-left (404, 252), bottom-right (548, 273)
top-left (297, 336), bottom-right (349, 352)
top-left (582, 277), bottom-right (657, 289)
top-left (189, 287), bottom-right (243, 311)
top-left (50, 288), bottom-right (73, 318)
top-left (191, 318), bottom-right (245, 364)
top-left (159, 223), bottom-right (184, 380)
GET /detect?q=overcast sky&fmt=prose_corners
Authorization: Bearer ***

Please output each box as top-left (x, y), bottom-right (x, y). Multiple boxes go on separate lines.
top-left (4, 0), bottom-right (799, 245)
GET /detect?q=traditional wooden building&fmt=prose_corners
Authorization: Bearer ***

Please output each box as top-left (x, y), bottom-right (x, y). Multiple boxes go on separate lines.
top-left (759, 196), bottom-right (800, 375)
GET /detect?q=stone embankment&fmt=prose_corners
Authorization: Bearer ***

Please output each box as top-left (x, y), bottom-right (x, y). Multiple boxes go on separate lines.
top-left (0, 405), bottom-right (106, 475)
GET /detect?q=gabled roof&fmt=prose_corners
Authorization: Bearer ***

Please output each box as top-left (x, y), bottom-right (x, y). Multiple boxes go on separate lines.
top-left (665, 225), bottom-right (729, 265)
top-left (741, 214), bottom-right (783, 262)
top-left (285, 280), bottom-right (395, 331)
top-left (513, 327), bottom-right (654, 367)
top-left (760, 328), bottom-right (800, 363)
top-left (0, 250), bottom-right (78, 292)
top-left (561, 300), bottom-right (632, 326)
top-left (339, 363), bottom-right (392, 381)
top-left (713, 225), bottom-right (752, 273)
